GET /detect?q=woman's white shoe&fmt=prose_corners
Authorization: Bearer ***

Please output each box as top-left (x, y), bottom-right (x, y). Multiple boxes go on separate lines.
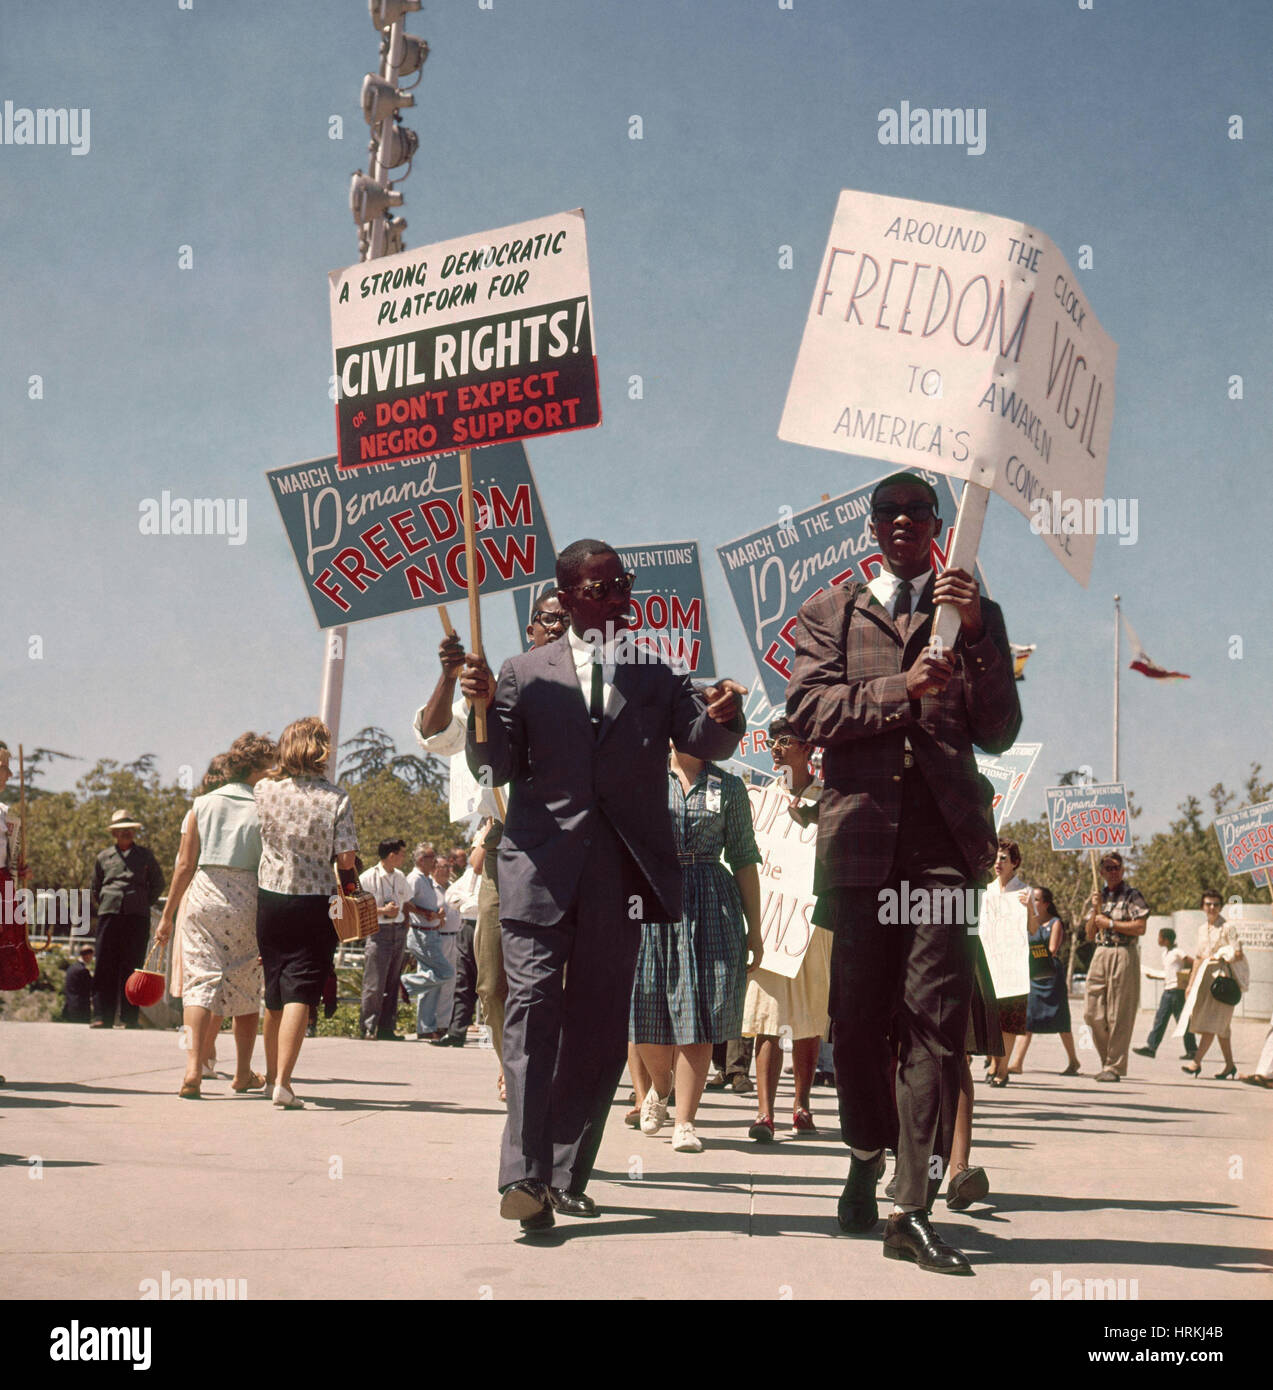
top-left (671, 1122), bottom-right (703, 1153)
top-left (272, 1083), bottom-right (304, 1109)
top-left (639, 1088), bottom-right (669, 1135)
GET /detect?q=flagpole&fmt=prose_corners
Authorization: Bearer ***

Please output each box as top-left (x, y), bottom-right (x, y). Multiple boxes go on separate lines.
top-left (1112, 594), bottom-right (1121, 782)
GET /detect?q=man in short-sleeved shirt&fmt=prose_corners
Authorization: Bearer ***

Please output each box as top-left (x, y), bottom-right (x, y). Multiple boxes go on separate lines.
top-left (359, 839), bottom-right (411, 1041)
top-left (1082, 851), bottom-right (1149, 1080)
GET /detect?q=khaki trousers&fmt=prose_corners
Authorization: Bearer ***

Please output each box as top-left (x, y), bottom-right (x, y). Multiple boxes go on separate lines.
top-left (1084, 944), bottom-right (1140, 1074)
top-left (474, 850), bottom-right (507, 1062)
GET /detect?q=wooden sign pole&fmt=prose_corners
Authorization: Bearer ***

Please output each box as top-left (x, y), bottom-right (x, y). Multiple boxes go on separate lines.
top-left (459, 449), bottom-right (487, 740)
top-left (930, 458), bottom-right (995, 653)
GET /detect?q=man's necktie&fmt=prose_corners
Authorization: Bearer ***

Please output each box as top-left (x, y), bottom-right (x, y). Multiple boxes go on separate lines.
top-left (893, 580), bottom-right (913, 623)
top-left (589, 659), bottom-right (604, 731)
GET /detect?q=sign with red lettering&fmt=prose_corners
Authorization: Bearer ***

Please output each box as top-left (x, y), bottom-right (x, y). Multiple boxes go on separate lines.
top-left (779, 190), bottom-right (1118, 585)
top-left (1045, 783), bottom-right (1129, 852)
top-left (1213, 800), bottom-right (1273, 878)
top-left (512, 540), bottom-right (716, 678)
top-left (266, 444), bottom-right (557, 629)
top-left (329, 209), bottom-right (599, 468)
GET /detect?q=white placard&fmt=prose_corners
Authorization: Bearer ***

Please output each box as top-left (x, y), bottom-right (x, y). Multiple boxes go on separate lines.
top-left (979, 890), bottom-right (1031, 998)
top-left (746, 782), bottom-right (823, 980)
top-left (780, 190), bottom-right (1118, 585)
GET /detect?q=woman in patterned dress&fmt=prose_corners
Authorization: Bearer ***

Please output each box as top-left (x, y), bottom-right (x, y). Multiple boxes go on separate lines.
top-left (254, 717), bottom-right (359, 1109)
top-left (156, 735), bottom-right (276, 1099)
top-left (630, 746), bottom-right (764, 1153)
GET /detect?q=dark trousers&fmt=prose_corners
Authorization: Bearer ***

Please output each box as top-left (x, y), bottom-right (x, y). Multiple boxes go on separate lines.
top-left (1146, 986), bottom-right (1196, 1054)
top-left (825, 770), bottom-right (976, 1210)
top-left (713, 1036), bottom-right (753, 1077)
top-left (498, 815), bottom-right (643, 1192)
top-left (92, 912), bottom-right (150, 1027)
top-left (448, 919), bottom-right (479, 1035)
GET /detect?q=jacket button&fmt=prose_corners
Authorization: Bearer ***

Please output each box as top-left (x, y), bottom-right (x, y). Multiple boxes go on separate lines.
top-left (893, 775), bottom-right (901, 782)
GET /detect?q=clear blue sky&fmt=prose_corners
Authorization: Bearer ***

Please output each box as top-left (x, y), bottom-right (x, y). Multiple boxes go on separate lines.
top-left (1, 0), bottom-right (1269, 839)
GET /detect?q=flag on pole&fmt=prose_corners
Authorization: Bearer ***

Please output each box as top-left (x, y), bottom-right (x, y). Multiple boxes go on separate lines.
top-left (1010, 643), bottom-right (1036, 682)
top-left (1122, 614), bottom-right (1190, 680)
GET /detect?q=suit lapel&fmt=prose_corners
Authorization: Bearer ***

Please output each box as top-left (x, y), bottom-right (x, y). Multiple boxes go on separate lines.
top-left (856, 585), bottom-right (902, 647)
top-left (546, 634), bottom-right (593, 733)
top-left (596, 638), bottom-right (636, 744)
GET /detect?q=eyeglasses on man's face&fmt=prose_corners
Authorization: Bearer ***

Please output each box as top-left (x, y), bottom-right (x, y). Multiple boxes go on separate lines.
top-left (532, 610), bottom-right (569, 628)
top-left (871, 502), bottom-right (937, 523)
top-left (566, 572), bottom-right (635, 601)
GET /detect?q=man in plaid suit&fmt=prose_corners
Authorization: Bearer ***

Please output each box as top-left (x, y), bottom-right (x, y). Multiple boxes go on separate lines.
top-left (787, 472), bottom-right (1021, 1274)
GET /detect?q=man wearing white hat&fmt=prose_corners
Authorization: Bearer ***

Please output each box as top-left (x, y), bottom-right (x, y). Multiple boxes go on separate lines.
top-left (90, 810), bottom-right (165, 1028)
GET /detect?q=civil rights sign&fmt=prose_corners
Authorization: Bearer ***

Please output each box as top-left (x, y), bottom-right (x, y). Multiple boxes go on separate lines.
top-left (512, 541), bottom-right (716, 678)
top-left (779, 190), bottom-right (1118, 585)
top-left (1213, 800), bottom-right (1273, 877)
top-left (976, 742), bottom-right (1043, 830)
top-left (716, 470), bottom-right (969, 707)
top-left (1045, 783), bottom-right (1129, 852)
top-left (266, 444), bottom-right (556, 629)
top-left (329, 209), bottom-right (599, 469)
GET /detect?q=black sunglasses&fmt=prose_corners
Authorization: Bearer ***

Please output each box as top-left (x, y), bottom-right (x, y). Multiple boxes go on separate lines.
top-left (565, 573), bottom-right (635, 601)
top-left (532, 610), bottom-right (569, 627)
top-left (872, 502), bottom-right (937, 522)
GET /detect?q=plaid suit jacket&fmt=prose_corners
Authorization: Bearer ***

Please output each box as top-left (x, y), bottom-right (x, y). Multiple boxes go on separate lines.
top-left (786, 574), bottom-right (1022, 891)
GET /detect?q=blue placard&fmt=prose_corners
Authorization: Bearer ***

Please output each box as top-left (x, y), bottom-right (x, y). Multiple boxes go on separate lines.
top-left (1213, 800), bottom-right (1273, 878)
top-left (1045, 783), bottom-right (1130, 853)
top-left (266, 443), bottom-right (556, 629)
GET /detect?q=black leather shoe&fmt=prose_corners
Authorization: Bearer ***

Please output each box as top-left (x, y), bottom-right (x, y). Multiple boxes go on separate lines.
top-left (837, 1151), bottom-right (885, 1234)
top-left (520, 1205), bottom-right (555, 1233)
top-left (547, 1187), bottom-right (599, 1218)
top-left (430, 1032), bottom-right (465, 1047)
top-left (499, 1179), bottom-right (547, 1222)
top-left (1132, 1047), bottom-right (1155, 1058)
top-left (883, 1211), bottom-right (973, 1274)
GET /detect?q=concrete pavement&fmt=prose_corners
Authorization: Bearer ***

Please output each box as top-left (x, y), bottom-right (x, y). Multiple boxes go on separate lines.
top-left (1, 1014), bottom-right (1270, 1301)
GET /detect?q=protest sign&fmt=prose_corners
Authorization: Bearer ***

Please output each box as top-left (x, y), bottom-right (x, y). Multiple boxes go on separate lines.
top-left (266, 444), bottom-right (556, 629)
top-left (976, 742), bottom-right (1043, 830)
top-left (979, 890), bottom-right (1031, 999)
top-left (1045, 783), bottom-right (1129, 852)
top-left (1213, 800), bottom-right (1273, 878)
top-left (746, 782), bottom-right (824, 980)
top-left (728, 680), bottom-right (784, 782)
top-left (716, 470), bottom-right (971, 707)
top-left (512, 541), bottom-right (716, 677)
top-left (329, 208), bottom-right (599, 469)
top-left (779, 190), bottom-right (1118, 585)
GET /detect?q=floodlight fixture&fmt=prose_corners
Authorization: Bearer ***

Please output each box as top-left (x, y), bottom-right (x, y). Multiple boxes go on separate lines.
top-left (362, 73), bottom-right (415, 126)
top-left (350, 172), bottom-right (403, 225)
top-left (369, 0), bottom-right (421, 32)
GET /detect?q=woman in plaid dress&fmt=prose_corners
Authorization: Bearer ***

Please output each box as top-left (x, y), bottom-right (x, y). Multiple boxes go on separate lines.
top-left (630, 747), bottom-right (764, 1153)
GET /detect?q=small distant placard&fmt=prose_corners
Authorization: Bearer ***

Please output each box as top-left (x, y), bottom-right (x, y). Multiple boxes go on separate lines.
top-left (1045, 783), bottom-right (1129, 852)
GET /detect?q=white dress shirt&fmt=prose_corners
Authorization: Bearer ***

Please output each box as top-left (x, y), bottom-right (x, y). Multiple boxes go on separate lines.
top-left (359, 862), bottom-right (411, 925)
top-left (566, 625), bottom-right (628, 719)
top-left (432, 877), bottom-right (460, 933)
top-left (867, 569), bottom-right (930, 615)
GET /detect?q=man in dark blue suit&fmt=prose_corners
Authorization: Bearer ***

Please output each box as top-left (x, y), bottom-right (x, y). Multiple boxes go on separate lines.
top-left (463, 539), bottom-right (745, 1232)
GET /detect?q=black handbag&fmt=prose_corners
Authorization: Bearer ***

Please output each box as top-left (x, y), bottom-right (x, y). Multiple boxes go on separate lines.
top-left (1209, 969), bottom-right (1241, 1007)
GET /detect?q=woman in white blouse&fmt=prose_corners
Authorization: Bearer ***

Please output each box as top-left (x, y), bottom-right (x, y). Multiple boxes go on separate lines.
top-left (1181, 889), bottom-right (1246, 1079)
